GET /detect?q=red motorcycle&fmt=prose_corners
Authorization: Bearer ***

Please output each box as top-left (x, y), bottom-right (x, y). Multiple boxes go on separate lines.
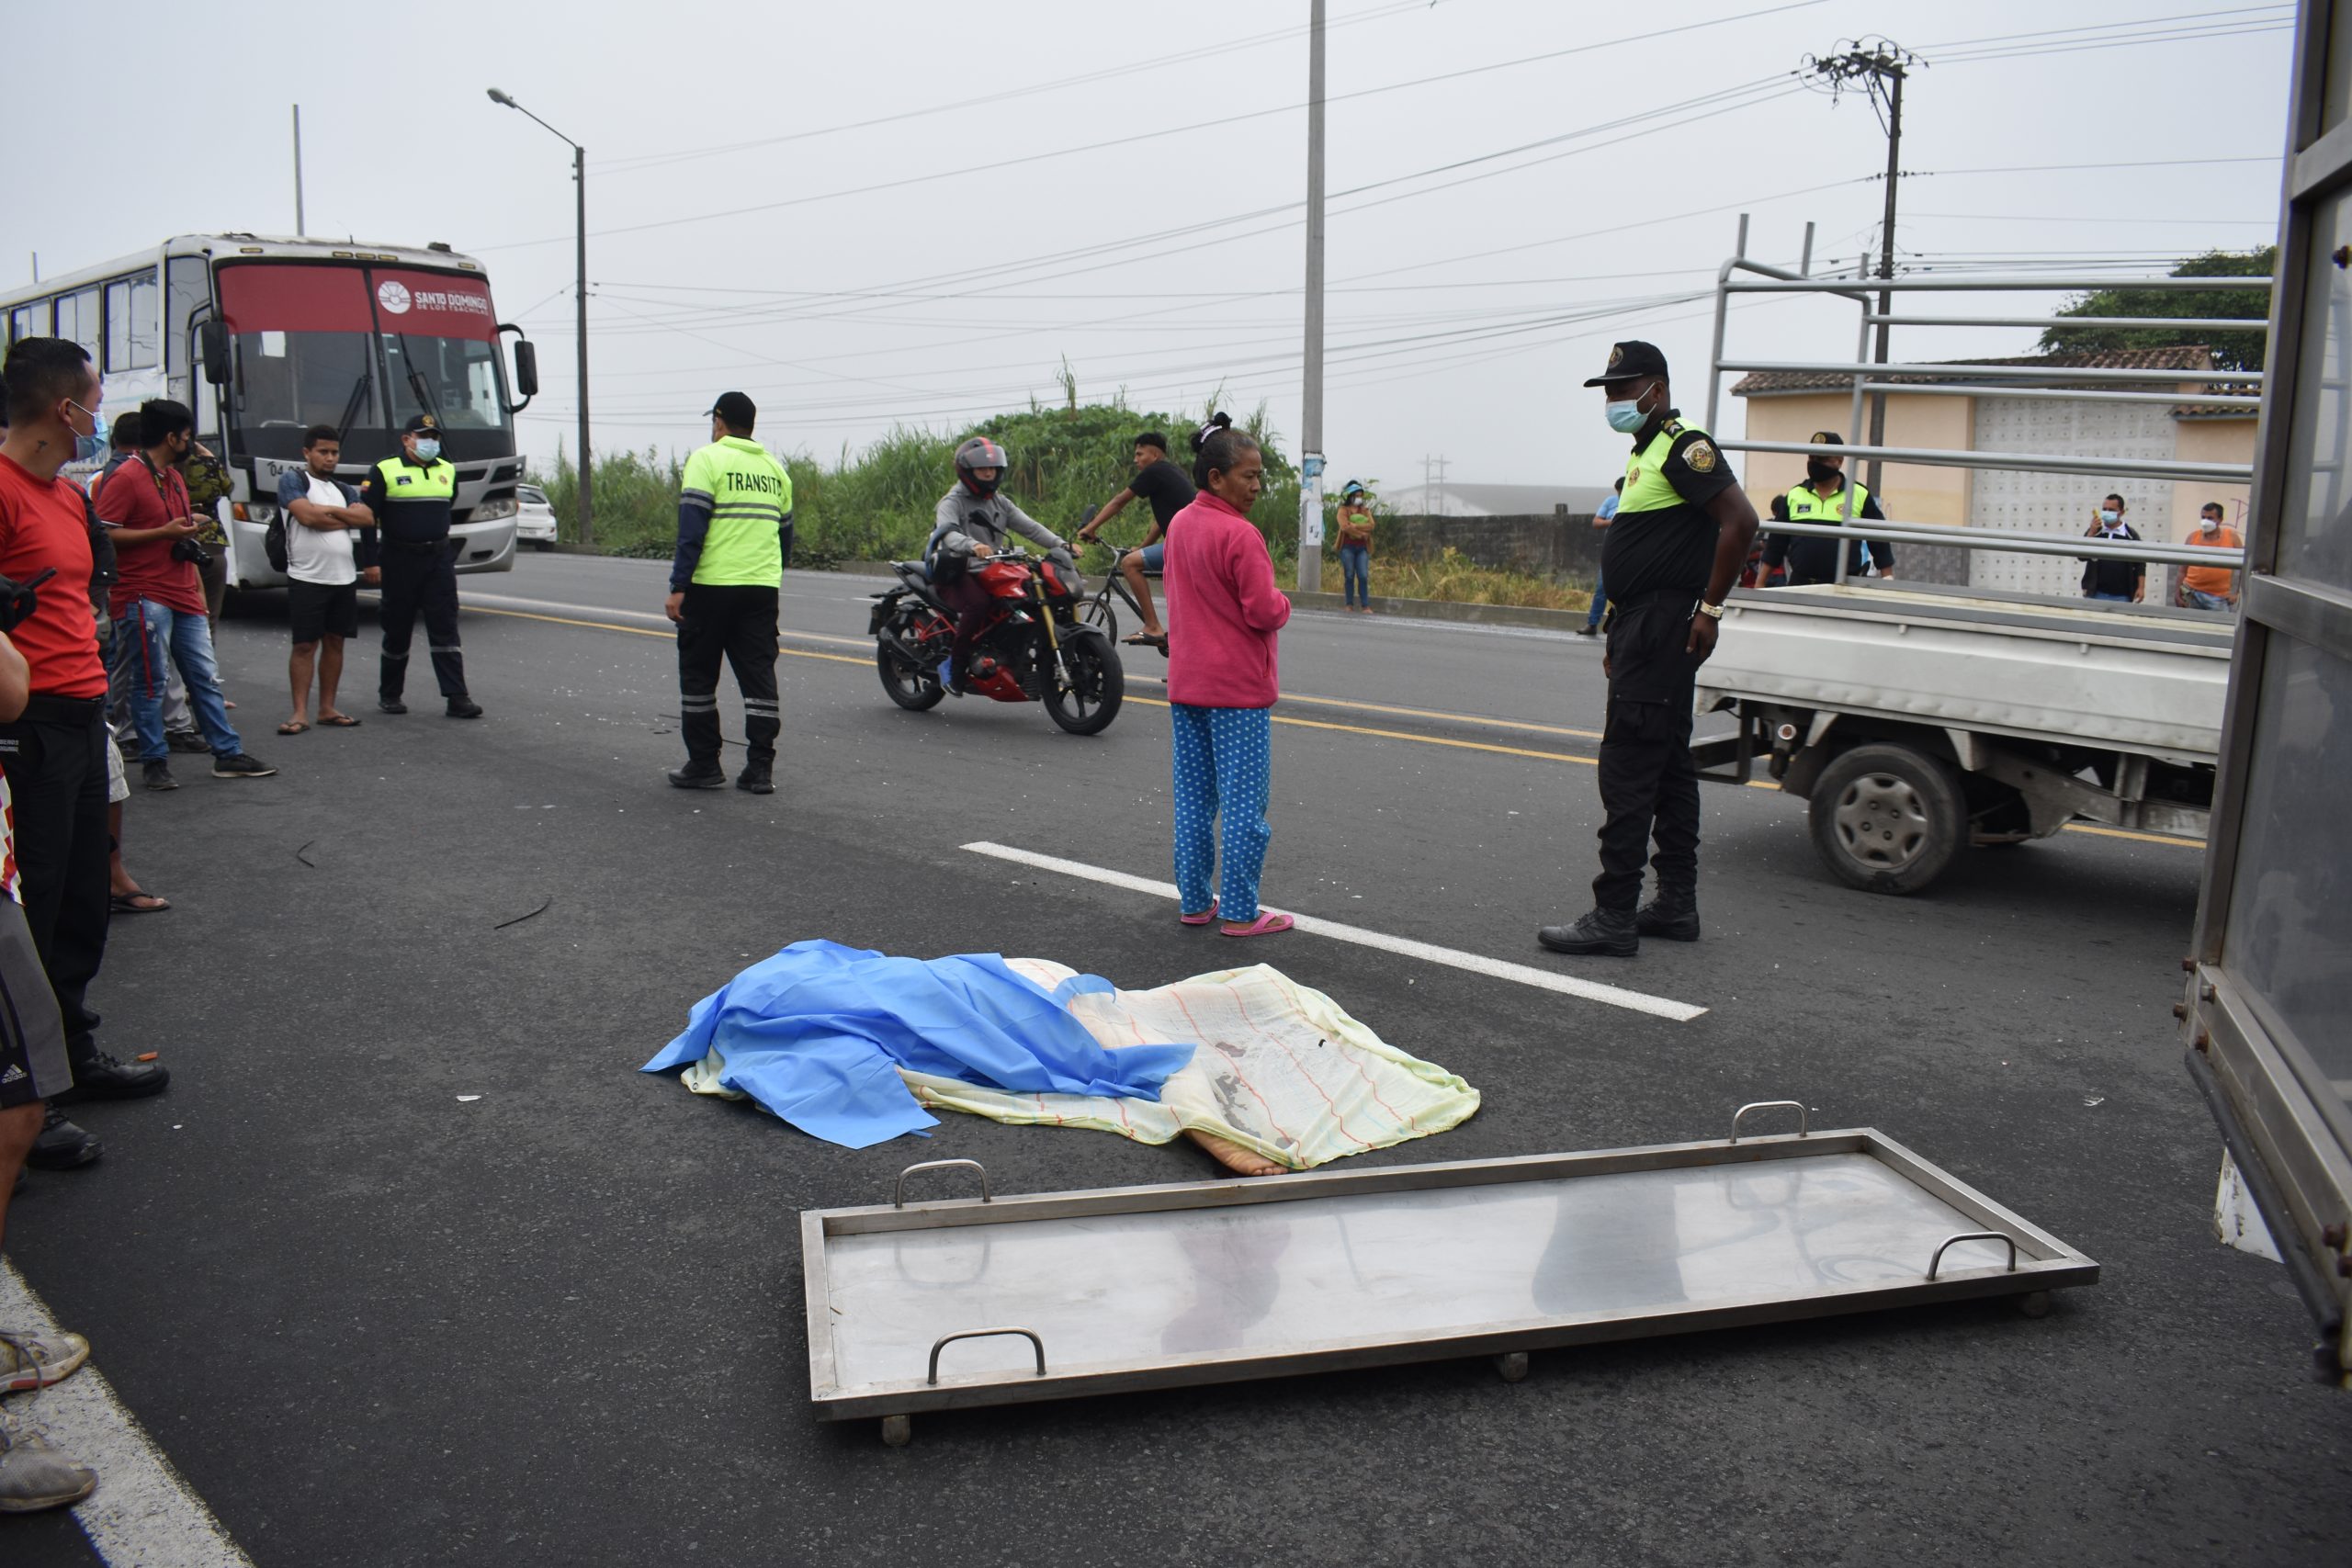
top-left (867, 548), bottom-right (1125, 735)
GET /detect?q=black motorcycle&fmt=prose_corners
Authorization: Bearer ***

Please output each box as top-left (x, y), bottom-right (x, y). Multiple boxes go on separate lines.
top-left (866, 547), bottom-right (1125, 735)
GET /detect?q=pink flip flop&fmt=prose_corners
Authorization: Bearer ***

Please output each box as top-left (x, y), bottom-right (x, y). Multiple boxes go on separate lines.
top-left (1220, 911), bottom-right (1294, 938)
top-left (1180, 899), bottom-right (1219, 926)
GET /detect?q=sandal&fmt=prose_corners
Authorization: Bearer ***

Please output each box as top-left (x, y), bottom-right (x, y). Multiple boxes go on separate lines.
top-left (1123, 630), bottom-right (1170, 652)
top-left (1179, 899), bottom-right (1219, 926)
top-left (109, 891), bottom-right (170, 914)
top-left (1220, 911), bottom-right (1294, 938)
top-left (277, 721), bottom-right (309, 735)
top-left (316, 714), bottom-right (362, 728)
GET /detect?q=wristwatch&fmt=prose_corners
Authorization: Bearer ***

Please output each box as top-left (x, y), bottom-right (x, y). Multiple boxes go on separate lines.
top-left (1695, 599), bottom-right (1725, 620)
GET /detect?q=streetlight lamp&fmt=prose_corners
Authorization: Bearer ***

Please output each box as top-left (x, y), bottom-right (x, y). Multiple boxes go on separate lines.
top-left (487, 86), bottom-right (593, 550)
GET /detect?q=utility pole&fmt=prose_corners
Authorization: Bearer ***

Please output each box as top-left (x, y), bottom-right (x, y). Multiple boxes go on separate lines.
top-left (1804, 39), bottom-right (1917, 495)
top-left (1296, 0), bottom-right (1328, 594)
top-left (292, 106), bottom-right (306, 235)
top-left (489, 88), bottom-right (594, 550)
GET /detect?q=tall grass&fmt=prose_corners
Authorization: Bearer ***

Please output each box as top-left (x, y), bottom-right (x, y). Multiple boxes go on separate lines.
top-left (531, 396), bottom-right (1306, 568)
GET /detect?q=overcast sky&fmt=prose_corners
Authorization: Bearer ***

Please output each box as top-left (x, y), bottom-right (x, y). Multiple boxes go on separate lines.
top-left (1, 0), bottom-right (2296, 490)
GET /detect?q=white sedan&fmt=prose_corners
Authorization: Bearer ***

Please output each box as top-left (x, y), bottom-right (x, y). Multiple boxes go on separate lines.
top-left (514, 483), bottom-right (559, 550)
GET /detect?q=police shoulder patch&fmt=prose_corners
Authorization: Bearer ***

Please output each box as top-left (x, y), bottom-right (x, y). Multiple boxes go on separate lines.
top-left (1683, 438), bottom-right (1718, 474)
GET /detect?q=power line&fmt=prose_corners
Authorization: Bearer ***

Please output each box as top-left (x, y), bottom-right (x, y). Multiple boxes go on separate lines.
top-left (474, 2), bottom-right (1826, 254)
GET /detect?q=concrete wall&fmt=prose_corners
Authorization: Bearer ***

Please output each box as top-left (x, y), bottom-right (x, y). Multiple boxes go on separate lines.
top-left (1383, 513), bottom-right (1602, 581)
top-left (1741, 390), bottom-right (1976, 529)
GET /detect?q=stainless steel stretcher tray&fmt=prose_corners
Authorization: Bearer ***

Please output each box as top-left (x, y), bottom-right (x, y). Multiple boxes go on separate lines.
top-left (801, 1104), bottom-right (2098, 1445)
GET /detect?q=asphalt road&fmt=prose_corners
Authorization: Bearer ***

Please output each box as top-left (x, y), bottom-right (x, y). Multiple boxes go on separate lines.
top-left (5, 553), bottom-right (2344, 1567)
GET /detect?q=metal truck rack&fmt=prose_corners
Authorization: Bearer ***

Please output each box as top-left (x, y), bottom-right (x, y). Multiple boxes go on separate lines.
top-left (801, 1105), bottom-right (2097, 1446)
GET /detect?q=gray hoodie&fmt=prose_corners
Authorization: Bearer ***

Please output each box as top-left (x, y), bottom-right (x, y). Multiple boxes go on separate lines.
top-left (926, 486), bottom-right (1067, 571)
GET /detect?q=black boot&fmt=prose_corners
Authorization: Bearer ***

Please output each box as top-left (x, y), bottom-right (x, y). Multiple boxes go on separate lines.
top-left (27, 1107), bottom-right (102, 1169)
top-left (736, 761), bottom-right (775, 795)
top-left (1536, 907), bottom-right (1639, 956)
top-left (1636, 888), bottom-right (1701, 942)
top-left (667, 761), bottom-right (727, 790)
top-left (52, 1051), bottom-right (170, 1102)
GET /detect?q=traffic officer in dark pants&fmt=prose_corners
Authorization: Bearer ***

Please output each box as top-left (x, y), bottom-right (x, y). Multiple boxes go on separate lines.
top-left (663, 391), bottom-right (792, 793)
top-left (1760, 430), bottom-right (1895, 586)
top-left (361, 413), bottom-right (481, 718)
top-left (1540, 341), bottom-right (1758, 957)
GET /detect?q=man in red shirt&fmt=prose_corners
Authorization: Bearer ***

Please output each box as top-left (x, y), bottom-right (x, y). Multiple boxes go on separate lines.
top-left (0, 338), bottom-right (170, 1175)
top-left (95, 400), bottom-right (272, 790)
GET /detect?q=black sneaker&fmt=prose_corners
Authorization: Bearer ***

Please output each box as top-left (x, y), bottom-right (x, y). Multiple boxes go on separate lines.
top-left (165, 728), bottom-right (209, 753)
top-left (1575, 624), bottom-right (1600, 637)
top-left (668, 762), bottom-right (727, 790)
top-left (212, 753), bottom-right (277, 779)
top-left (27, 1107), bottom-right (102, 1170)
top-left (379, 698), bottom-right (408, 715)
top-left (141, 761), bottom-right (177, 791)
top-left (446, 697), bottom-right (484, 719)
top-left (736, 762), bottom-right (775, 795)
top-left (1536, 907), bottom-right (1640, 957)
top-left (52, 1050), bottom-right (170, 1101)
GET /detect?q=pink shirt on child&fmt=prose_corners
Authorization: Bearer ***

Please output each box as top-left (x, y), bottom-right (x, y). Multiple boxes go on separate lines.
top-left (1163, 491), bottom-right (1291, 709)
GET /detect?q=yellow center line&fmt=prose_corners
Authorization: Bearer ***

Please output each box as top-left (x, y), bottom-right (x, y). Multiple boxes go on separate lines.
top-left (479, 603), bottom-right (2199, 850)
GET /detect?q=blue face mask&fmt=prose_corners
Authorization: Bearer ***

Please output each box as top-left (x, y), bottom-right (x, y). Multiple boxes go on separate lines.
top-left (2098, 509), bottom-right (2120, 525)
top-left (1605, 398), bottom-right (1648, 434)
top-left (413, 438), bottom-right (442, 462)
top-left (68, 400), bottom-right (105, 462)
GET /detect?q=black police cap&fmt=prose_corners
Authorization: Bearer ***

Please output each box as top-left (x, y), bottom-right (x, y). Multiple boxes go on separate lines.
top-left (402, 413), bottom-right (443, 435)
top-left (1584, 339), bottom-right (1669, 388)
top-left (1809, 430), bottom-right (1845, 446)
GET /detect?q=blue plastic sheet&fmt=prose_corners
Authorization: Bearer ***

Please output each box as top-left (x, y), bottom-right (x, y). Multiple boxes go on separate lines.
top-left (640, 940), bottom-right (1197, 1150)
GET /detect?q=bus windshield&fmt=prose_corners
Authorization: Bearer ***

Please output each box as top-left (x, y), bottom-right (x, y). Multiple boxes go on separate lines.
top-left (215, 261), bottom-right (511, 465)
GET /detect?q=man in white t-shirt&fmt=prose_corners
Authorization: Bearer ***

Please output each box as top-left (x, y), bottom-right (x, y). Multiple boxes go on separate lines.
top-left (273, 425), bottom-right (376, 733)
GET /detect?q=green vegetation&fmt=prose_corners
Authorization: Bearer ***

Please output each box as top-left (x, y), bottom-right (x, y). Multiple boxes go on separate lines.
top-left (532, 397), bottom-right (1305, 567)
top-left (528, 394), bottom-right (1589, 611)
top-left (2040, 247), bottom-right (2276, 371)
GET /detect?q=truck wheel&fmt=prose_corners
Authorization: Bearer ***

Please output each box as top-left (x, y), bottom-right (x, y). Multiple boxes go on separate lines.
top-left (1809, 742), bottom-right (1965, 895)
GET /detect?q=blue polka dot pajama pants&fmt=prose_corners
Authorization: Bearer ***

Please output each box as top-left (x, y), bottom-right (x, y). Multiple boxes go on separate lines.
top-left (1170, 703), bottom-right (1272, 923)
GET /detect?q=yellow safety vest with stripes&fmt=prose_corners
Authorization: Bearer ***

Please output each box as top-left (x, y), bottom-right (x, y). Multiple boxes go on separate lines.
top-left (680, 436), bottom-right (793, 586)
top-left (1781, 479), bottom-right (1871, 524)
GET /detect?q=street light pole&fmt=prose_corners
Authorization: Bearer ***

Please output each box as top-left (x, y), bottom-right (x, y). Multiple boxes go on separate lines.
top-left (1296, 0), bottom-right (1328, 595)
top-left (488, 87), bottom-right (593, 550)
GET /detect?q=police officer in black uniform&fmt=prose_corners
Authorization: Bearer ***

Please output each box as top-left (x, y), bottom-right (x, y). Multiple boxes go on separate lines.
top-left (361, 413), bottom-right (482, 718)
top-left (1540, 342), bottom-right (1758, 957)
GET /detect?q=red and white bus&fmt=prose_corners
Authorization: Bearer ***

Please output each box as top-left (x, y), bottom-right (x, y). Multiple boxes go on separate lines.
top-left (1, 232), bottom-right (541, 590)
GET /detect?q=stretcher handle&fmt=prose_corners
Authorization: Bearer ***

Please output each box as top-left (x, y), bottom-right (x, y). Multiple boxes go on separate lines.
top-left (1728, 1100), bottom-right (1809, 1144)
top-left (894, 1158), bottom-right (992, 1209)
top-left (1927, 1231), bottom-right (2020, 1280)
top-left (928, 1327), bottom-right (1047, 1385)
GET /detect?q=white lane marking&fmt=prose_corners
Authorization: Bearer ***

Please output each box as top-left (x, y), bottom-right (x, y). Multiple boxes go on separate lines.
top-left (462, 591), bottom-right (870, 645)
top-left (0, 1260), bottom-right (254, 1567)
top-left (961, 841), bottom-right (1707, 1022)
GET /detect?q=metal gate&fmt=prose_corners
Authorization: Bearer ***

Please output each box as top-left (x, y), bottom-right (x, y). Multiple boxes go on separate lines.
top-left (2183, 0), bottom-right (2352, 1387)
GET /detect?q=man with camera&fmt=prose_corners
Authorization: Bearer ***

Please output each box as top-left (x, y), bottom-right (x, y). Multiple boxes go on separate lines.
top-left (93, 400), bottom-right (273, 789)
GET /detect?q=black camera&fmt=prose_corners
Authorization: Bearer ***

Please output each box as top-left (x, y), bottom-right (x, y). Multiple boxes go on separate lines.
top-left (171, 537), bottom-right (213, 568)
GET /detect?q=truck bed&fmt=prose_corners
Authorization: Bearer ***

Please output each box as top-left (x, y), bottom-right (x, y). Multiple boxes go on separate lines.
top-left (1699, 582), bottom-right (2233, 765)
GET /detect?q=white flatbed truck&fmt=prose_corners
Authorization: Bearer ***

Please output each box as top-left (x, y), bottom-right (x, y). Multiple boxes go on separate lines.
top-left (1690, 581), bottom-right (2231, 894)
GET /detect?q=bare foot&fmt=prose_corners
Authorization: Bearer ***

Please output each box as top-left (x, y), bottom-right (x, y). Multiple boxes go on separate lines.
top-left (1187, 1129), bottom-right (1287, 1177)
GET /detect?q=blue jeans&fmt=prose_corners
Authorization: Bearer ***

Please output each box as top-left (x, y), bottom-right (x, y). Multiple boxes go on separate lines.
top-left (1340, 545), bottom-right (1370, 606)
top-left (1170, 704), bottom-right (1273, 922)
top-left (2087, 592), bottom-right (2134, 603)
top-left (2182, 587), bottom-right (2234, 612)
top-left (1587, 568), bottom-right (1607, 628)
top-left (123, 599), bottom-right (242, 761)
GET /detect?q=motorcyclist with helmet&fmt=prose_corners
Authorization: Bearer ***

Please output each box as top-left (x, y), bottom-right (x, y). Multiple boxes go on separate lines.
top-left (925, 436), bottom-right (1078, 694)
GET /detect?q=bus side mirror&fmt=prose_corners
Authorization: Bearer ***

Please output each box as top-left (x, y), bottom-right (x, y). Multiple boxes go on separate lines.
top-left (198, 320), bottom-right (229, 386)
top-left (511, 338), bottom-right (539, 398)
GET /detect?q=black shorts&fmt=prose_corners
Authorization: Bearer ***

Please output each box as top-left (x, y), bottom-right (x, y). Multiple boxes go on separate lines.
top-left (288, 581), bottom-right (359, 644)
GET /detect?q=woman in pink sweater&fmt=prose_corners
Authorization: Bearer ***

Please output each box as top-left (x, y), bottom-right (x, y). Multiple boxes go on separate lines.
top-left (1163, 415), bottom-right (1293, 938)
